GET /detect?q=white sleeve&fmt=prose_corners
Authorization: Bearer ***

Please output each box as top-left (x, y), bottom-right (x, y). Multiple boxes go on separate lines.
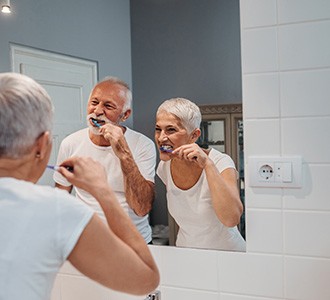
top-left (156, 160), bottom-right (166, 184)
top-left (53, 138), bottom-right (72, 187)
top-left (55, 189), bottom-right (94, 260)
top-left (214, 153), bottom-right (236, 174)
top-left (134, 136), bottom-right (156, 183)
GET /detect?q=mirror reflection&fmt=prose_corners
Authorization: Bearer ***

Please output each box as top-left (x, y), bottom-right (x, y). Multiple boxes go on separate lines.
top-left (130, 0), bottom-right (244, 250)
top-left (1, 0), bottom-right (244, 252)
top-left (154, 99), bottom-right (246, 251)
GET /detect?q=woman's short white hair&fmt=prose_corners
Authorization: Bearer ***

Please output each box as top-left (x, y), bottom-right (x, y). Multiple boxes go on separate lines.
top-left (0, 72), bottom-right (54, 158)
top-left (98, 76), bottom-right (132, 112)
top-left (156, 97), bottom-right (201, 134)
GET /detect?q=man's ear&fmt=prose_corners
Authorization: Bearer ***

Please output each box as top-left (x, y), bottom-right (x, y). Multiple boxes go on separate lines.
top-left (121, 109), bottom-right (132, 122)
top-left (35, 131), bottom-right (51, 159)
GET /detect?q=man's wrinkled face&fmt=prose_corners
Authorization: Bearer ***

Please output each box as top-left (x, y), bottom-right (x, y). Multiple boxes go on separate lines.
top-left (86, 81), bottom-right (127, 135)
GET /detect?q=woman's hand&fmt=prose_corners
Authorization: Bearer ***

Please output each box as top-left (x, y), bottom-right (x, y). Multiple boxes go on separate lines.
top-left (57, 156), bottom-right (109, 196)
top-left (172, 143), bottom-right (209, 168)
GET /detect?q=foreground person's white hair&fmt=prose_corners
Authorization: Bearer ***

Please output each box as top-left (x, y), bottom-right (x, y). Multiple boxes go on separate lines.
top-left (0, 72), bottom-right (53, 158)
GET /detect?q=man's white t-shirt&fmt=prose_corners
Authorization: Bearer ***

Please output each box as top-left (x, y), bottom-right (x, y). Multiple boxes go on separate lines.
top-left (0, 178), bottom-right (93, 300)
top-left (157, 148), bottom-right (246, 251)
top-left (53, 127), bottom-right (156, 243)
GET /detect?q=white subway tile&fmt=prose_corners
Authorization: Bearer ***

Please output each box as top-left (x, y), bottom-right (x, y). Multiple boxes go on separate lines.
top-left (149, 245), bottom-right (162, 270)
top-left (284, 165), bottom-right (330, 211)
top-left (218, 252), bottom-right (283, 298)
top-left (221, 293), bottom-right (280, 300)
top-left (240, 0), bottom-right (277, 28)
top-left (61, 275), bottom-right (109, 300)
top-left (50, 275), bottom-right (61, 300)
top-left (161, 286), bottom-right (218, 300)
top-left (278, 0), bottom-right (330, 24)
top-left (245, 186), bottom-right (282, 209)
top-left (243, 73), bottom-right (280, 118)
top-left (280, 69), bottom-right (330, 117)
top-left (160, 246), bottom-right (218, 291)
top-left (279, 21), bottom-right (330, 70)
top-left (285, 256), bottom-right (330, 300)
top-left (246, 209), bottom-right (283, 253)
top-left (58, 261), bottom-right (82, 276)
top-left (284, 211), bottom-right (330, 257)
top-left (107, 290), bottom-right (144, 300)
top-left (281, 117), bottom-right (330, 163)
top-left (244, 119), bottom-right (281, 155)
top-left (241, 28), bottom-right (278, 74)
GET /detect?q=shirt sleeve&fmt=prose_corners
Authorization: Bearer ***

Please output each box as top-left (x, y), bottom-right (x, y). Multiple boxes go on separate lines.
top-left (53, 138), bottom-right (72, 187)
top-left (134, 135), bottom-right (157, 183)
top-left (156, 160), bottom-right (166, 183)
top-left (214, 152), bottom-right (237, 174)
top-left (55, 189), bottom-right (94, 260)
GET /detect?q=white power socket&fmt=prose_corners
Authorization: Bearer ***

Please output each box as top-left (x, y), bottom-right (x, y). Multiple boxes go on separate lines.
top-left (258, 163), bottom-right (274, 181)
top-left (248, 156), bottom-right (302, 188)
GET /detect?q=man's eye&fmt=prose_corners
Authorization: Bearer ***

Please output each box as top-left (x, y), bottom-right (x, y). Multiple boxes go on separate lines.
top-left (105, 104), bottom-right (115, 110)
top-left (155, 128), bottom-right (161, 132)
top-left (167, 128), bottom-right (176, 133)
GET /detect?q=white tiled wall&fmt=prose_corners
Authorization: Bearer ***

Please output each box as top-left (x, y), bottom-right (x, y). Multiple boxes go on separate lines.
top-left (52, 1), bottom-right (330, 299)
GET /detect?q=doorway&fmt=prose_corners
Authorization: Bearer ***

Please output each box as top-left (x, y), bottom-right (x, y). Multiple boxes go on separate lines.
top-left (11, 44), bottom-right (98, 186)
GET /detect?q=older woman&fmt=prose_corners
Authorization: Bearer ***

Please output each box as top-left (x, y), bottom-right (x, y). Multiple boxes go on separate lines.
top-left (0, 73), bottom-right (159, 300)
top-left (155, 97), bottom-right (246, 251)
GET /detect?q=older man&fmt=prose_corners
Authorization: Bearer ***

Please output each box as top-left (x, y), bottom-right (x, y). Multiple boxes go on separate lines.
top-left (54, 76), bottom-right (156, 243)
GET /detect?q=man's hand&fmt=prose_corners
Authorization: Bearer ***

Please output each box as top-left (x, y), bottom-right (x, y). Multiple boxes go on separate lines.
top-left (99, 123), bottom-right (130, 159)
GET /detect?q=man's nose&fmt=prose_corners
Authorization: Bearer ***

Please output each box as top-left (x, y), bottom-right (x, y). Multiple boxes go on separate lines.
top-left (94, 104), bottom-right (104, 115)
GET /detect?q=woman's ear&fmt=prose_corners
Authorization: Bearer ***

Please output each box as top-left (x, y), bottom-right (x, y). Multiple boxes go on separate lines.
top-left (35, 131), bottom-right (51, 159)
top-left (190, 128), bottom-right (201, 142)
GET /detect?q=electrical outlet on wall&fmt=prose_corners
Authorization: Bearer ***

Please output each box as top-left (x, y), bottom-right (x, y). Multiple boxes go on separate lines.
top-left (248, 156), bottom-right (302, 188)
top-left (258, 163), bottom-right (274, 182)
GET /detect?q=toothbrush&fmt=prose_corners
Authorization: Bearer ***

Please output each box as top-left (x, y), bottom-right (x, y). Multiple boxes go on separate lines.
top-left (47, 165), bottom-right (74, 172)
top-left (91, 118), bottom-right (101, 128)
top-left (159, 146), bottom-right (197, 159)
top-left (159, 146), bottom-right (173, 153)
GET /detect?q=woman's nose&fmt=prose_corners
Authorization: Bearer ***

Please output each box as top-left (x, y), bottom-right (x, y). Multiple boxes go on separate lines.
top-left (158, 131), bottom-right (168, 142)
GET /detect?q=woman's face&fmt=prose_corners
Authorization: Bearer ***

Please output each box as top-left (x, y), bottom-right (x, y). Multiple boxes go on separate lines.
top-left (155, 112), bottom-right (193, 161)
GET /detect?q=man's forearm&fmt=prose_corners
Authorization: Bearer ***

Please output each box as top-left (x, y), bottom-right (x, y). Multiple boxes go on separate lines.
top-left (120, 156), bottom-right (155, 217)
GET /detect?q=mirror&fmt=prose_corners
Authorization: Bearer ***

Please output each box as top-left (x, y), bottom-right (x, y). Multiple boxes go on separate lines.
top-left (0, 0), bottom-right (243, 251)
top-left (131, 0), bottom-right (244, 250)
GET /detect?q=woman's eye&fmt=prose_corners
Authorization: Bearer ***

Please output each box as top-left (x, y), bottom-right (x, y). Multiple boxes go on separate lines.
top-left (167, 128), bottom-right (176, 133)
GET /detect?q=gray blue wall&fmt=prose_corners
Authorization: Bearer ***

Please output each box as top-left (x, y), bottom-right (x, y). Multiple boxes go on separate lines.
top-left (0, 0), bottom-right (132, 127)
top-left (130, 0), bottom-right (242, 225)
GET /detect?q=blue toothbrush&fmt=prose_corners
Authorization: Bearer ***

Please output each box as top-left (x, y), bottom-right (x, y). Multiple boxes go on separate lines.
top-left (91, 118), bottom-right (101, 128)
top-left (159, 146), bottom-right (173, 153)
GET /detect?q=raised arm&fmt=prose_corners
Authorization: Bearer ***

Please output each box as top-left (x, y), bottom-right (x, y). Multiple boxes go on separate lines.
top-left (100, 124), bottom-right (155, 216)
top-left (58, 157), bottom-right (159, 295)
top-left (204, 161), bottom-right (243, 227)
top-left (173, 143), bottom-right (243, 227)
